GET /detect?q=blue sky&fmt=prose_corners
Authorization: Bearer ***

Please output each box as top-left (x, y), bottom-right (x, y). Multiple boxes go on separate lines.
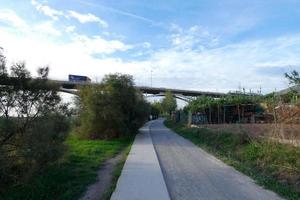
top-left (0, 0), bottom-right (300, 95)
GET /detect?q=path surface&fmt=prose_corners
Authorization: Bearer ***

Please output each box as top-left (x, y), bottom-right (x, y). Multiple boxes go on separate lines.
top-left (80, 150), bottom-right (125, 200)
top-left (110, 122), bottom-right (170, 200)
top-left (150, 119), bottom-right (283, 200)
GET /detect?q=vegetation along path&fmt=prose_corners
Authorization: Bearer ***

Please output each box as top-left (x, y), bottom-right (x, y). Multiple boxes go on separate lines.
top-left (150, 119), bottom-right (283, 200)
top-left (79, 147), bottom-right (129, 200)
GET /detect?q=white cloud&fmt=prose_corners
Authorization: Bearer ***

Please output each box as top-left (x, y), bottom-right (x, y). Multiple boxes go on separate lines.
top-left (31, 1), bottom-right (108, 28)
top-left (0, 9), bottom-right (27, 28)
top-left (68, 10), bottom-right (108, 28)
top-left (147, 35), bottom-right (300, 93)
top-left (142, 42), bottom-right (151, 48)
top-left (65, 26), bottom-right (76, 33)
top-left (1, 16), bottom-right (299, 96)
top-left (0, 29), bottom-right (147, 90)
top-left (68, 34), bottom-right (132, 55)
top-left (169, 25), bottom-right (219, 50)
top-left (31, 0), bottom-right (64, 20)
top-left (34, 21), bottom-right (61, 36)
top-left (0, 9), bottom-right (61, 38)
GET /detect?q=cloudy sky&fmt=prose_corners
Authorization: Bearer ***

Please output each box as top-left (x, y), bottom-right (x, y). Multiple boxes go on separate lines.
top-left (0, 0), bottom-right (300, 94)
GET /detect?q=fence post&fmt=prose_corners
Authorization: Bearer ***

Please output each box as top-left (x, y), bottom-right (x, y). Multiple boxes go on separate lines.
top-left (188, 110), bottom-right (192, 127)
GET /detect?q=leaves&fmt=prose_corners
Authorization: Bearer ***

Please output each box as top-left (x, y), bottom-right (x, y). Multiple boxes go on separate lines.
top-left (77, 74), bottom-right (150, 139)
top-left (162, 90), bottom-right (177, 114)
top-left (285, 70), bottom-right (300, 85)
top-left (0, 51), bottom-right (70, 185)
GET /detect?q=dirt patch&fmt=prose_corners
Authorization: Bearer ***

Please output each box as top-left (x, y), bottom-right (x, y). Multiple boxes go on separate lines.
top-left (79, 150), bottom-right (126, 200)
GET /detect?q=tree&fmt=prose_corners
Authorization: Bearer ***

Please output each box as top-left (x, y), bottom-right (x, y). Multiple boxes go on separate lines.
top-left (150, 101), bottom-right (163, 119)
top-left (0, 47), bottom-right (6, 75)
top-left (0, 63), bottom-right (63, 146)
top-left (0, 51), bottom-right (70, 184)
top-left (77, 74), bottom-right (150, 139)
top-left (283, 70), bottom-right (300, 104)
top-left (162, 90), bottom-right (177, 115)
top-left (285, 70), bottom-right (300, 85)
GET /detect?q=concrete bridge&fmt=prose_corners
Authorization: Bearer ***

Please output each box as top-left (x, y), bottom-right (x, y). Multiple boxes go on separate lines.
top-left (0, 78), bottom-right (261, 102)
top-left (52, 80), bottom-right (226, 102)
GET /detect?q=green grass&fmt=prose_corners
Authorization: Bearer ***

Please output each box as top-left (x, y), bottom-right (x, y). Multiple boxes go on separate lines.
top-left (165, 120), bottom-right (300, 200)
top-left (0, 135), bottom-right (133, 200)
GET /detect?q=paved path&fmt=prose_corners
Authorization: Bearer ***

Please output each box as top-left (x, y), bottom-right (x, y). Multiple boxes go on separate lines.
top-left (150, 119), bottom-right (283, 200)
top-left (110, 122), bottom-right (170, 200)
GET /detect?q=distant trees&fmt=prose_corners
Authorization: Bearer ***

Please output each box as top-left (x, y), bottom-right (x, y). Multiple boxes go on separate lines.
top-left (0, 49), bottom-right (70, 185)
top-left (77, 74), bottom-right (150, 139)
top-left (162, 90), bottom-right (177, 115)
top-left (150, 101), bottom-right (163, 119)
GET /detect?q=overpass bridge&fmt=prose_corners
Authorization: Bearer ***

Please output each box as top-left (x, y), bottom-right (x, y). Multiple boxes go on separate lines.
top-left (0, 78), bottom-right (260, 102)
top-left (51, 80), bottom-right (226, 102)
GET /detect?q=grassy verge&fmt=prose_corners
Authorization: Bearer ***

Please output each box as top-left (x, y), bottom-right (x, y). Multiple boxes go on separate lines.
top-left (165, 120), bottom-right (300, 200)
top-left (0, 135), bottom-right (133, 200)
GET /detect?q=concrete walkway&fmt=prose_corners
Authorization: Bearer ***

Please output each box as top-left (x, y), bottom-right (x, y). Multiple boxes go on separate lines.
top-left (151, 119), bottom-right (283, 200)
top-left (110, 121), bottom-right (170, 200)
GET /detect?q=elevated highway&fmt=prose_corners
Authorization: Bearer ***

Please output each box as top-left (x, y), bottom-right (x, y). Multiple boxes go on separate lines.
top-left (0, 78), bottom-right (262, 102)
top-left (51, 80), bottom-right (226, 99)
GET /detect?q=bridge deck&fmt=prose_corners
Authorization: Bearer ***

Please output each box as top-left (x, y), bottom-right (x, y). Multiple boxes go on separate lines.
top-left (52, 80), bottom-right (226, 97)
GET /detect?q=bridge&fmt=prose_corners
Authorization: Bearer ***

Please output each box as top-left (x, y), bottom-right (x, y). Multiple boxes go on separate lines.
top-left (51, 80), bottom-right (226, 102)
top-left (0, 78), bottom-right (261, 102)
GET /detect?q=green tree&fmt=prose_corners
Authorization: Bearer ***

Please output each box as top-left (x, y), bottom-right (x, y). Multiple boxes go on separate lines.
top-left (0, 51), bottom-right (70, 185)
top-left (285, 70), bottom-right (300, 85)
top-left (283, 70), bottom-right (300, 104)
top-left (78, 74), bottom-right (150, 139)
top-left (162, 90), bottom-right (177, 115)
top-left (150, 101), bottom-right (163, 119)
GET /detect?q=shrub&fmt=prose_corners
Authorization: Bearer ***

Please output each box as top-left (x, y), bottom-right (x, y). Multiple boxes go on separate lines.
top-left (77, 74), bottom-right (150, 139)
top-left (0, 51), bottom-right (70, 186)
top-left (0, 114), bottom-right (69, 185)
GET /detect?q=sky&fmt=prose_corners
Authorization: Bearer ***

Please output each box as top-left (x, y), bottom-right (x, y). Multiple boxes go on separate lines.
top-left (0, 0), bottom-right (300, 96)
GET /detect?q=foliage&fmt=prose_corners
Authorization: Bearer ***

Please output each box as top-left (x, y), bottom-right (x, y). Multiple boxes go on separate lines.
top-left (161, 90), bottom-right (177, 115)
top-left (0, 136), bottom-right (133, 200)
top-left (0, 47), bottom-right (6, 75)
top-left (77, 74), bottom-right (150, 139)
top-left (0, 51), bottom-right (70, 185)
top-left (166, 120), bottom-right (300, 200)
top-left (282, 70), bottom-right (300, 105)
top-left (186, 95), bottom-right (262, 113)
top-left (285, 70), bottom-right (300, 85)
top-left (150, 101), bottom-right (163, 118)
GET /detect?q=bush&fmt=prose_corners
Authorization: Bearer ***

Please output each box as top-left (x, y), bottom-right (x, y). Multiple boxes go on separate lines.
top-left (0, 114), bottom-right (69, 185)
top-left (77, 74), bottom-right (150, 139)
top-left (0, 51), bottom-right (70, 187)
